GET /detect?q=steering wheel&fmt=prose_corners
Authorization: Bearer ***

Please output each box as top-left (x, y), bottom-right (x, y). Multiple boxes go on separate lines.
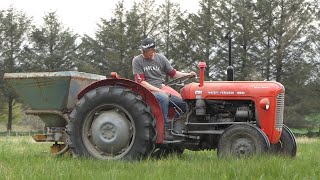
top-left (165, 74), bottom-right (196, 86)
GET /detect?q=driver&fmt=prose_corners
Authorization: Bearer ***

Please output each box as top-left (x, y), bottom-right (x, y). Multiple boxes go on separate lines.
top-left (132, 37), bottom-right (196, 140)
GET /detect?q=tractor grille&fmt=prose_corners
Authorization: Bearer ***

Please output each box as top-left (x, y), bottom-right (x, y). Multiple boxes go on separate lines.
top-left (275, 93), bottom-right (285, 131)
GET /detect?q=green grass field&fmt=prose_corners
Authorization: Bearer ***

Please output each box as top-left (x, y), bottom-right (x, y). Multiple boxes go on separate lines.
top-left (0, 137), bottom-right (319, 180)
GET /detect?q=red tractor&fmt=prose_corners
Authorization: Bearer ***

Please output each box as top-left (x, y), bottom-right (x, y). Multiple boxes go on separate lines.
top-left (63, 61), bottom-right (296, 160)
top-left (4, 63), bottom-right (297, 160)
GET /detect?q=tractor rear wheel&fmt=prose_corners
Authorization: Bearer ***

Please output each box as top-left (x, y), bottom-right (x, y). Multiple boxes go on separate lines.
top-left (67, 86), bottom-right (156, 160)
top-left (217, 124), bottom-right (270, 158)
top-left (270, 125), bottom-right (297, 157)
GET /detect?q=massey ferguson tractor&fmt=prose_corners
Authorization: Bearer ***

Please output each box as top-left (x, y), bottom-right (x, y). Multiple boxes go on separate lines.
top-left (4, 59), bottom-right (297, 160)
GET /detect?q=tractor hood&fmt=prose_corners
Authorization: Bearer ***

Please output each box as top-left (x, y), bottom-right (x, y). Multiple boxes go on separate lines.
top-left (181, 81), bottom-right (285, 100)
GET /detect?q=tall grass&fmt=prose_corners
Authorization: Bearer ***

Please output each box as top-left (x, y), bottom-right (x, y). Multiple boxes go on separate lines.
top-left (0, 136), bottom-right (319, 180)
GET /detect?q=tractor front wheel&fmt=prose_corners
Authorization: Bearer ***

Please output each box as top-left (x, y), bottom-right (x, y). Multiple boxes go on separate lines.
top-left (67, 86), bottom-right (156, 160)
top-left (217, 124), bottom-right (270, 158)
top-left (270, 125), bottom-right (297, 157)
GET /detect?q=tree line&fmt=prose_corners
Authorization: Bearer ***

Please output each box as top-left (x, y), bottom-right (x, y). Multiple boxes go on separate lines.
top-left (1, 0), bottom-right (320, 131)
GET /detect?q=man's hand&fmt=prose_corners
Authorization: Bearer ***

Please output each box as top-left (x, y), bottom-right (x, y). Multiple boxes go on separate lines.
top-left (189, 71), bottom-right (196, 76)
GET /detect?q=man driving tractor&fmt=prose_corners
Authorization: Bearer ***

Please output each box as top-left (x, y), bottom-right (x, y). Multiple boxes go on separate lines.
top-left (132, 37), bottom-right (196, 140)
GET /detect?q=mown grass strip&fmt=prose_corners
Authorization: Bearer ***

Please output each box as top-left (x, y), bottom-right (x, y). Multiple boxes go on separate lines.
top-left (0, 137), bottom-right (319, 180)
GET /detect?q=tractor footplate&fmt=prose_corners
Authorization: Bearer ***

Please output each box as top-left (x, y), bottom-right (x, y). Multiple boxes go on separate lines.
top-left (172, 132), bottom-right (200, 140)
top-left (163, 140), bottom-right (184, 144)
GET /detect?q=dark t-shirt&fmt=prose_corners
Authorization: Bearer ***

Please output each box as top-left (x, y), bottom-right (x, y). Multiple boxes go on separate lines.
top-left (132, 53), bottom-right (174, 89)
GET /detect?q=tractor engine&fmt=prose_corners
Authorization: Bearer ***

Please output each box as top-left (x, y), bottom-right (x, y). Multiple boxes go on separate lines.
top-left (194, 99), bottom-right (254, 123)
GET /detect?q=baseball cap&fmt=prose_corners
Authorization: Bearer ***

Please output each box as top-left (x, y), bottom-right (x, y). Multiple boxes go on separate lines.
top-left (141, 38), bottom-right (156, 52)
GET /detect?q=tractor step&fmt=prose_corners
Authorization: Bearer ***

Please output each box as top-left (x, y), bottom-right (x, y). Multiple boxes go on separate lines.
top-left (186, 122), bottom-right (246, 125)
top-left (171, 131), bottom-right (200, 139)
top-left (163, 140), bottom-right (184, 144)
top-left (186, 130), bottom-right (224, 134)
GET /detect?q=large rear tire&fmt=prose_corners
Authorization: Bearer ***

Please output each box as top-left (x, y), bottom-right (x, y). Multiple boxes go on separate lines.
top-left (67, 86), bottom-right (156, 160)
top-left (217, 124), bottom-right (270, 158)
top-left (270, 125), bottom-right (297, 157)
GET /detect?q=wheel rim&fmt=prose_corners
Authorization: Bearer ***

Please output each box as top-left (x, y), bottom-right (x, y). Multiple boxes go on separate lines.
top-left (82, 104), bottom-right (136, 160)
top-left (231, 137), bottom-right (256, 156)
top-left (218, 124), bottom-right (269, 158)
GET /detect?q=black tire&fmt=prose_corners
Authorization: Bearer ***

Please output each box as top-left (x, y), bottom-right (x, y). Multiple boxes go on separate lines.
top-left (67, 86), bottom-right (156, 160)
top-left (270, 125), bottom-right (297, 157)
top-left (217, 124), bottom-right (270, 158)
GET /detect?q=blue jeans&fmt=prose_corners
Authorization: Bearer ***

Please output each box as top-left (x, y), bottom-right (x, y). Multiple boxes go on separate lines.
top-left (153, 92), bottom-right (187, 128)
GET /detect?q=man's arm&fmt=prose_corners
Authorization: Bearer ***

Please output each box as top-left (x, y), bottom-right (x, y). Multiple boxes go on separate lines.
top-left (159, 54), bottom-right (196, 79)
top-left (173, 70), bottom-right (196, 78)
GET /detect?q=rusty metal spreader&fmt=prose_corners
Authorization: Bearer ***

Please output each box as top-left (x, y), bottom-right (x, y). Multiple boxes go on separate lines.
top-left (4, 71), bottom-right (106, 155)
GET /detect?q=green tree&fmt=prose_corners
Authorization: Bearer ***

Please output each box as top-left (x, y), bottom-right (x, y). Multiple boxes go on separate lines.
top-left (176, 0), bottom-right (222, 80)
top-left (0, 103), bottom-right (23, 128)
top-left (26, 11), bottom-right (78, 71)
top-left (76, 35), bottom-right (104, 74)
top-left (173, 14), bottom-right (201, 73)
top-left (137, 0), bottom-right (160, 38)
top-left (254, 0), bottom-right (278, 80)
top-left (283, 61), bottom-right (314, 127)
top-left (0, 7), bottom-right (31, 131)
top-left (0, 9), bottom-right (5, 112)
top-left (217, 0), bottom-right (272, 81)
top-left (273, 0), bottom-right (312, 82)
top-left (125, 2), bottom-right (144, 74)
top-left (158, 0), bottom-right (181, 59)
top-left (231, 0), bottom-right (259, 80)
top-left (250, 0), bottom-right (320, 127)
top-left (255, 0), bottom-right (317, 82)
top-left (78, 1), bottom-right (134, 78)
top-left (305, 113), bottom-right (320, 133)
top-left (157, 0), bottom-right (190, 74)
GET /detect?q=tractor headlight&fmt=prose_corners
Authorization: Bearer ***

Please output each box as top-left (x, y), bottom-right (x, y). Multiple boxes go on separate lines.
top-left (266, 104), bottom-right (270, 110)
top-left (259, 98), bottom-right (270, 110)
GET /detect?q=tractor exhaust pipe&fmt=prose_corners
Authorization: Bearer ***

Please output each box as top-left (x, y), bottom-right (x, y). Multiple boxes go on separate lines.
top-left (225, 32), bottom-right (234, 81)
top-left (198, 61), bottom-right (207, 87)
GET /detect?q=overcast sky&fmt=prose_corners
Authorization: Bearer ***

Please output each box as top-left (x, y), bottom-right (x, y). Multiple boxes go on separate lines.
top-left (1, 0), bottom-right (199, 36)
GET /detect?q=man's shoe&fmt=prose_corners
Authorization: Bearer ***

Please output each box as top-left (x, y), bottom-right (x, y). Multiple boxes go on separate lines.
top-left (165, 129), bottom-right (174, 141)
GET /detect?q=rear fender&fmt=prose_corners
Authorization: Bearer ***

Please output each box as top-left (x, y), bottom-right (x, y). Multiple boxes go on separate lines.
top-left (162, 85), bottom-right (181, 98)
top-left (78, 78), bottom-right (165, 144)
